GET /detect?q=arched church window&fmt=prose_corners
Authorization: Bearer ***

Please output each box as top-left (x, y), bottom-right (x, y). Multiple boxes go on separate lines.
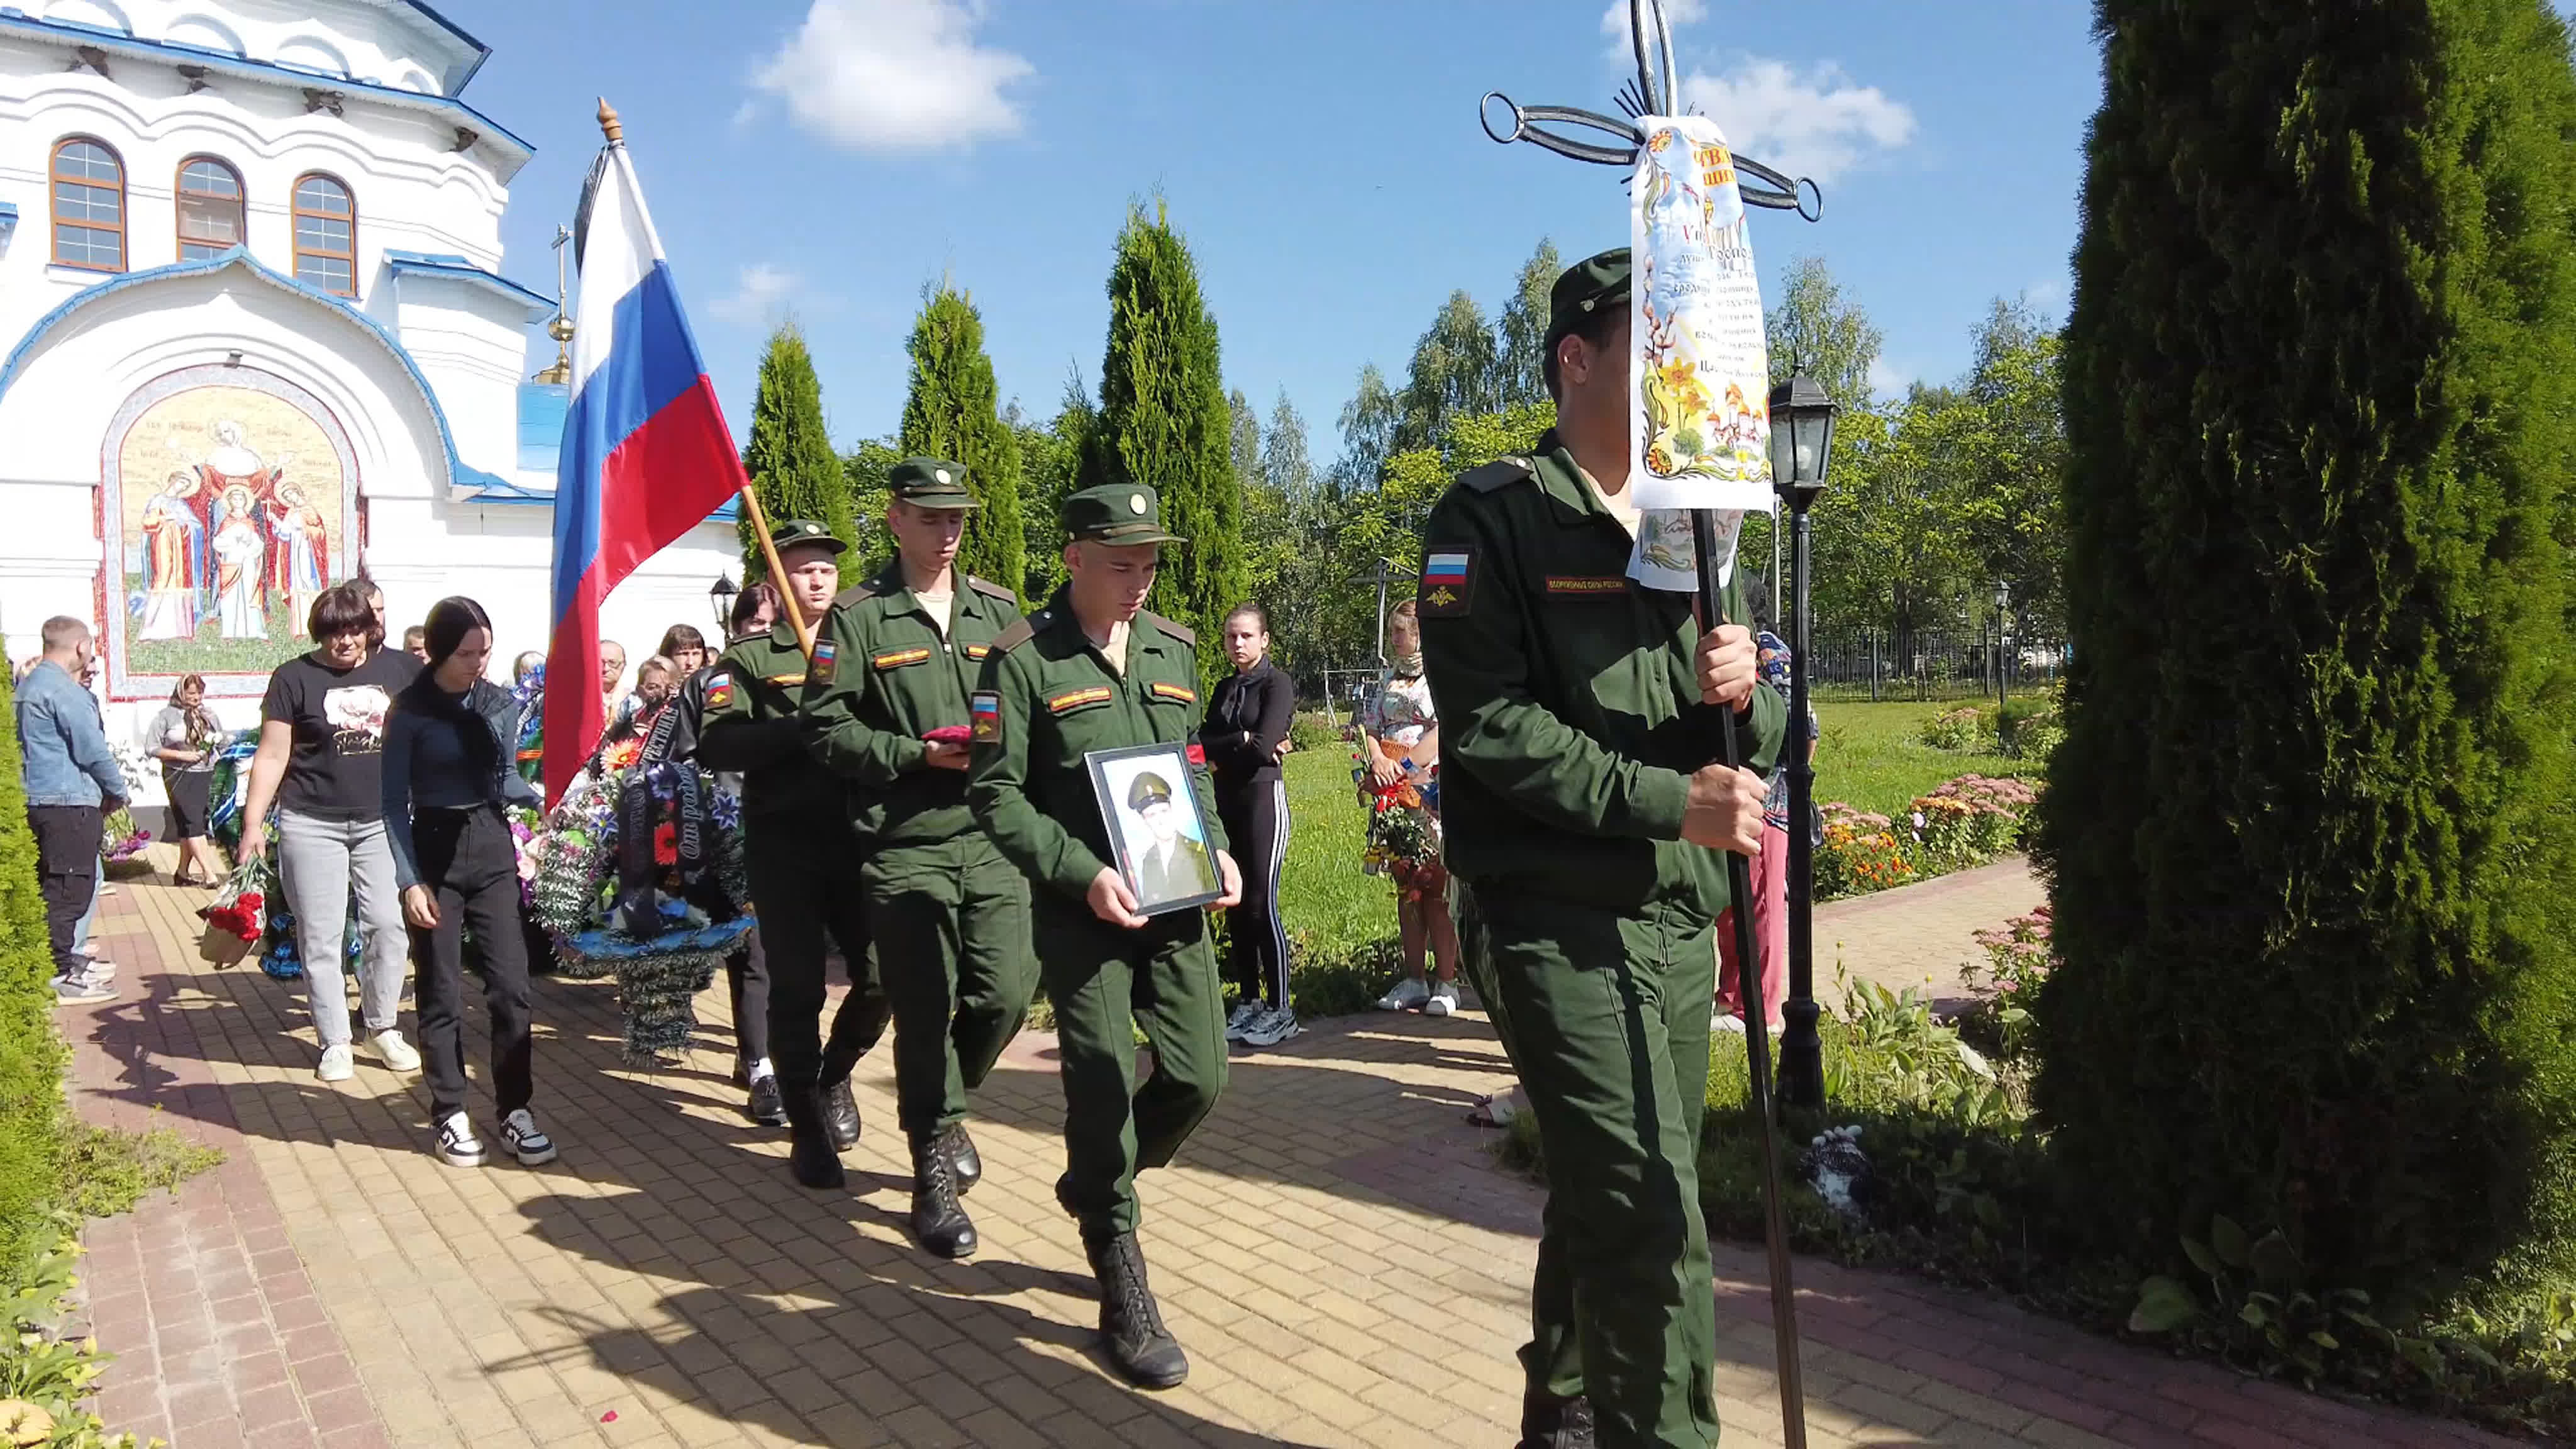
top-left (50, 137), bottom-right (125, 272)
top-left (292, 173), bottom-right (356, 296)
top-left (177, 157), bottom-right (245, 262)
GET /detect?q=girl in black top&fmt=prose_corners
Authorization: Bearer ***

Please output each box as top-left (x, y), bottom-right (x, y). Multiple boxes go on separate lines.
top-left (384, 596), bottom-right (553, 1170)
top-left (1201, 603), bottom-right (1298, 1046)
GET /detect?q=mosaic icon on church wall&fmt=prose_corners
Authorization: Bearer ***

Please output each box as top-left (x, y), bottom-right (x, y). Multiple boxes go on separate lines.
top-left (103, 374), bottom-right (358, 696)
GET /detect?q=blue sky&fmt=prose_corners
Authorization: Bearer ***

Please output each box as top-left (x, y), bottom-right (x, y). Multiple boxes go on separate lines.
top-left (435, 0), bottom-right (2104, 462)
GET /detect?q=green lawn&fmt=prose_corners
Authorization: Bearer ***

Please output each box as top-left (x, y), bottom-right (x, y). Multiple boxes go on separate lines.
top-left (1269, 699), bottom-right (2030, 958)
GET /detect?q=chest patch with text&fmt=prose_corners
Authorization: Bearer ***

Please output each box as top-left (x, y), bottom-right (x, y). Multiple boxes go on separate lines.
top-left (872, 647), bottom-right (933, 670)
top-left (1420, 548), bottom-right (1475, 617)
top-left (965, 643), bottom-right (991, 661)
top-left (1545, 575), bottom-right (1628, 598)
top-left (1046, 686), bottom-right (1114, 715)
top-left (1148, 681), bottom-right (1197, 706)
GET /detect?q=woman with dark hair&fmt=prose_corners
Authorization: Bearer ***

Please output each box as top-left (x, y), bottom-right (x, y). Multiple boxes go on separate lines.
top-left (657, 624), bottom-right (708, 677)
top-left (384, 596), bottom-right (553, 1169)
top-left (239, 582), bottom-right (421, 1081)
top-left (1201, 603), bottom-right (1298, 1046)
top-left (150, 673), bottom-right (227, 887)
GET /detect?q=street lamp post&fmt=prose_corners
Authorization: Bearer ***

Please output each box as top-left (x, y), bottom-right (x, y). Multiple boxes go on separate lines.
top-left (709, 572), bottom-right (738, 635)
top-left (1769, 374), bottom-right (1837, 1110)
top-left (1993, 579), bottom-right (2011, 713)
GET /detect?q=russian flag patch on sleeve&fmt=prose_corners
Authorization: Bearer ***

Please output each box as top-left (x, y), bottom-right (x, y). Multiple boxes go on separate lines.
top-left (1420, 547), bottom-right (1475, 617)
top-left (970, 690), bottom-right (1002, 744)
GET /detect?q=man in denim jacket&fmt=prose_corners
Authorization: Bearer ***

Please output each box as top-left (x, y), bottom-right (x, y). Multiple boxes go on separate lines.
top-left (16, 617), bottom-right (126, 1001)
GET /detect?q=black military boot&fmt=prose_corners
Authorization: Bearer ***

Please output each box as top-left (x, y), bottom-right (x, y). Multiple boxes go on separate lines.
top-left (822, 1075), bottom-right (862, 1150)
top-left (780, 1082), bottom-right (845, 1190)
top-left (1518, 1392), bottom-right (1596, 1449)
top-left (940, 1123), bottom-right (981, 1194)
top-left (908, 1135), bottom-right (977, 1259)
top-left (1084, 1231), bottom-right (1187, 1389)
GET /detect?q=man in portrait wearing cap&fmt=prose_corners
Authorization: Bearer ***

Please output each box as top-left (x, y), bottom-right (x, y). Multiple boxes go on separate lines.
top-left (801, 458), bottom-right (1034, 1260)
top-left (1122, 770), bottom-right (1214, 906)
top-left (1418, 248), bottom-right (1784, 1448)
top-left (965, 481), bottom-right (1241, 1390)
top-left (697, 518), bottom-right (892, 1189)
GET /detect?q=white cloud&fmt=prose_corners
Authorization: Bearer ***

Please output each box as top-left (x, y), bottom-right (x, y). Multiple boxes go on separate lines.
top-left (1678, 58), bottom-right (1915, 185)
top-left (709, 264), bottom-right (800, 325)
top-left (1866, 356), bottom-right (1913, 403)
top-left (1600, 0), bottom-right (1709, 42)
top-left (751, 0), bottom-right (1033, 153)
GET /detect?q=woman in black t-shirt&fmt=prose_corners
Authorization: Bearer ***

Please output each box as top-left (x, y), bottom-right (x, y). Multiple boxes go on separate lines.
top-left (239, 584), bottom-right (423, 1084)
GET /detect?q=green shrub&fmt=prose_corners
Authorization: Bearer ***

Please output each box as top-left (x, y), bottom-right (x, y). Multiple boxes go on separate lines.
top-left (0, 1224), bottom-right (156, 1448)
top-left (1997, 690), bottom-right (2065, 763)
top-left (1917, 706), bottom-right (1994, 752)
top-left (1286, 932), bottom-right (1401, 1019)
top-left (1287, 711), bottom-right (1338, 753)
top-left (2040, 0), bottom-right (2576, 1318)
top-left (0, 663), bottom-right (67, 1282)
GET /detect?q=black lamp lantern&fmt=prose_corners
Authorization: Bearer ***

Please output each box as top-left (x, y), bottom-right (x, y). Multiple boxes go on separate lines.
top-left (1770, 370), bottom-right (1839, 1113)
top-left (1767, 373), bottom-right (1838, 504)
top-left (709, 572), bottom-right (738, 632)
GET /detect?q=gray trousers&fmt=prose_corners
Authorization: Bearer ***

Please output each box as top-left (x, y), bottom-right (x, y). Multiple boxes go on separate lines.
top-left (275, 809), bottom-right (409, 1046)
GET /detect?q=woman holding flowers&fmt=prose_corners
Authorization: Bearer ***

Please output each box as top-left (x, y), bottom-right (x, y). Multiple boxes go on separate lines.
top-left (1358, 601), bottom-right (1463, 1015)
top-left (149, 673), bottom-right (227, 888)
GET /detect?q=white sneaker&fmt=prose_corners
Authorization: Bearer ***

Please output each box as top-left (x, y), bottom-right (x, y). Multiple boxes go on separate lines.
top-left (1240, 1008), bottom-right (1303, 1048)
top-left (368, 1030), bottom-right (421, 1073)
top-left (502, 1109), bottom-right (557, 1166)
top-left (436, 1111), bottom-right (486, 1168)
top-left (1424, 982), bottom-right (1460, 1018)
top-left (1375, 977), bottom-right (1431, 1012)
top-left (1711, 1011), bottom-right (1748, 1035)
top-left (316, 1044), bottom-right (355, 1082)
top-left (1224, 1000), bottom-right (1263, 1041)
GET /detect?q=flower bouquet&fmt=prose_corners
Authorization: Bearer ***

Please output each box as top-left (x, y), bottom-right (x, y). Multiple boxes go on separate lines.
top-left (196, 856), bottom-right (271, 968)
top-left (1354, 745), bottom-right (1443, 899)
top-left (100, 808), bottom-right (153, 875)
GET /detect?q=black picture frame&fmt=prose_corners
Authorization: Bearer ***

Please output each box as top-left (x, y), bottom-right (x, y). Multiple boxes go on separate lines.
top-left (1084, 742), bottom-right (1223, 917)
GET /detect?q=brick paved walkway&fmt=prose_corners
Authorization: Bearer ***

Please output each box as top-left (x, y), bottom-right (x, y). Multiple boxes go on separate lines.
top-left (60, 857), bottom-right (2510, 1448)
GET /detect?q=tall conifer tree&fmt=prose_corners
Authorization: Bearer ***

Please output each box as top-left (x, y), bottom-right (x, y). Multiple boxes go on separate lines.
top-left (1082, 201), bottom-right (1246, 688)
top-left (738, 324), bottom-right (853, 579)
top-left (2036, 0), bottom-right (2576, 1305)
top-left (899, 286), bottom-right (1026, 596)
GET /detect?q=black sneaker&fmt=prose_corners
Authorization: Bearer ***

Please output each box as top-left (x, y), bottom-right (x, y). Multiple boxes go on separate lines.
top-left (780, 1082), bottom-right (845, 1191)
top-left (745, 1074), bottom-right (787, 1127)
top-left (1085, 1231), bottom-right (1187, 1389)
top-left (822, 1076), bottom-right (861, 1150)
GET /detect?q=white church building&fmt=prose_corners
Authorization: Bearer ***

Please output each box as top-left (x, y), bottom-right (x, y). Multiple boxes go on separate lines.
top-left (0, 0), bottom-right (740, 755)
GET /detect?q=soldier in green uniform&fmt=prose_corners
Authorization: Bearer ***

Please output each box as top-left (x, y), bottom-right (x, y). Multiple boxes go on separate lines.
top-left (697, 519), bottom-right (893, 1189)
top-left (801, 458), bottom-right (1036, 1260)
top-left (965, 483), bottom-right (1241, 1391)
top-left (1418, 249), bottom-right (1783, 1449)
top-left (1122, 772), bottom-right (1215, 906)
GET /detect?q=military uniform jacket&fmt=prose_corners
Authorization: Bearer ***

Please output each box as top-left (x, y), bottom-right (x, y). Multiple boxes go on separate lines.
top-left (1416, 429), bottom-right (1785, 919)
top-left (801, 565), bottom-right (1020, 847)
top-left (965, 591), bottom-right (1231, 906)
top-left (696, 624), bottom-right (850, 824)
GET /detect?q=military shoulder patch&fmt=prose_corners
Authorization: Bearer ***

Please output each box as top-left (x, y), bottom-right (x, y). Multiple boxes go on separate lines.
top-left (1148, 680), bottom-right (1197, 706)
top-left (966, 575), bottom-right (1018, 604)
top-left (1046, 685), bottom-right (1114, 715)
top-left (1419, 546), bottom-right (1476, 618)
top-left (1461, 457), bottom-right (1535, 494)
top-left (831, 582), bottom-right (879, 610)
top-left (1140, 609), bottom-right (1196, 647)
top-left (810, 640), bottom-right (839, 684)
top-left (991, 617), bottom-right (1038, 655)
top-left (704, 671), bottom-right (734, 709)
top-left (970, 690), bottom-right (1002, 745)
top-left (872, 647), bottom-right (933, 670)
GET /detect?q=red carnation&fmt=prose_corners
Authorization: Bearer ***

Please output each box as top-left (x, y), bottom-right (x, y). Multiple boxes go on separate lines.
top-left (1186, 743), bottom-right (1207, 767)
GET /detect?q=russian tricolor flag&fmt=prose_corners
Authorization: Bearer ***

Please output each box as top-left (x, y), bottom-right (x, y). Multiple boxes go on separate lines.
top-left (543, 126), bottom-right (748, 808)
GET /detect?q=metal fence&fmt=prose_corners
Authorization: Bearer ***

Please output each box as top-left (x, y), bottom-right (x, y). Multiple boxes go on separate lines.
top-left (1802, 627), bottom-right (2067, 704)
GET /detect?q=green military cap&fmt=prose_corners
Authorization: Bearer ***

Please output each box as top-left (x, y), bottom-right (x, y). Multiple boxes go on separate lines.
top-left (888, 456), bottom-right (979, 511)
top-left (1063, 482), bottom-right (1185, 547)
top-left (1545, 247), bottom-right (1631, 348)
top-left (1126, 771), bottom-right (1175, 811)
top-left (769, 518), bottom-right (846, 554)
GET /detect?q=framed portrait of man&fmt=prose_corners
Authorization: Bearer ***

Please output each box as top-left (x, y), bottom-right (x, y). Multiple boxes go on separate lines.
top-left (1085, 743), bottom-right (1223, 916)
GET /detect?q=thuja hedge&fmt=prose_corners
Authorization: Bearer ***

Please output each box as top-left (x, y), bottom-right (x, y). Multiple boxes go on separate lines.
top-left (2036, 0), bottom-right (2576, 1316)
top-left (0, 662), bottom-right (70, 1275)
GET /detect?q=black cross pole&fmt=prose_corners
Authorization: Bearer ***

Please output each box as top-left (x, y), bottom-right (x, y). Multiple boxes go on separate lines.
top-left (1483, 4), bottom-right (1816, 1444)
